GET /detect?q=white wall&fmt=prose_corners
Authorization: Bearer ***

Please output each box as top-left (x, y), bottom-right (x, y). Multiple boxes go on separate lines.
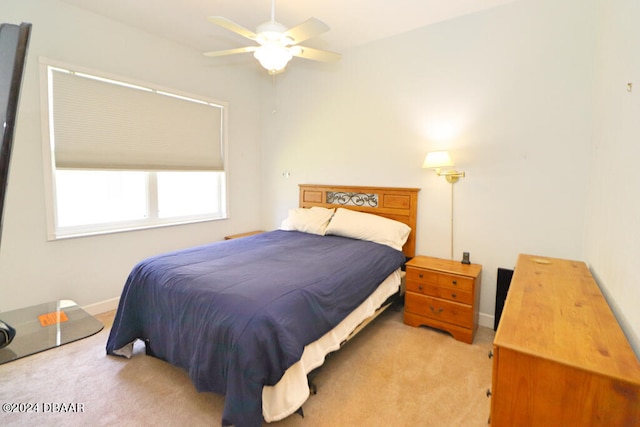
top-left (585, 0), bottom-right (640, 352)
top-left (0, 0), bottom-right (263, 312)
top-left (260, 0), bottom-right (597, 328)
top-left (4, 0), bottom-right (636, 353)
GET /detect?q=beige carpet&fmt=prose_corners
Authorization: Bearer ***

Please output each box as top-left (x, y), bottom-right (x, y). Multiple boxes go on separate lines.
top-left (0, 305), bottom-right (494, 426)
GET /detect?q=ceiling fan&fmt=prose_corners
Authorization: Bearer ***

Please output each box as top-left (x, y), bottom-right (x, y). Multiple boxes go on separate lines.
top-left (204, 0), bottom-right (341, 75)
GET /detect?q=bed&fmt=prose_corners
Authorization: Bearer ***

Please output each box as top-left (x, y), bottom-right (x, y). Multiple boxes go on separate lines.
top-left (106, 184), bottom-right (419, 426)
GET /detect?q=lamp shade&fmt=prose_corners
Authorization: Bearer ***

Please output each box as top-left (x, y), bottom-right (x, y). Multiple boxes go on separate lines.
top-left (422, 151), bottom-right (454, 169)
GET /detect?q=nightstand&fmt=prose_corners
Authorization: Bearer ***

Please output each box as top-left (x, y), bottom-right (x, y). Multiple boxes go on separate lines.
top-left (403, 255), bottom-right (482, 344)
top-left (224, 230), bottom-right (265, 240)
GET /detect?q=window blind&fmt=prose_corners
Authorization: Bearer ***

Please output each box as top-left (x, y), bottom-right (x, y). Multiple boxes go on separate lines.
top-left (50, 67), bottom-right (224, 171)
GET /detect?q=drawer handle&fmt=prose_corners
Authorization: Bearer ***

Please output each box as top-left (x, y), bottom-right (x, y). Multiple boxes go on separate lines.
top-left (451, 293), bottom-right (457, 299)
top-left (486, 389), bottom-right (492, 397)
top-left (488, 350), bottom-right (494, 359)
top-left (419, 273), bottom-right (424, 278)
top-left (452, 279), bottom-right (458, 285)
top-left (429, 306), bottom-right (444, 314)
top-left (418, 285), bottom-right (423, 291)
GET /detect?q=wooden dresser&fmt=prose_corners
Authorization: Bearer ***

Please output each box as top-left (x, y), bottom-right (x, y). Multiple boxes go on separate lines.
top-left (490, 254), bottom-right (640, 426)
top-left (403, 256), bottom-right (482, 344)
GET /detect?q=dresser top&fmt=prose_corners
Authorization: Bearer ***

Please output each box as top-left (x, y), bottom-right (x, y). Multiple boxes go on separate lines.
top-left (406, 255), bottom-right (482, 278)
top-left (494, 254), bottom-right (640, 384)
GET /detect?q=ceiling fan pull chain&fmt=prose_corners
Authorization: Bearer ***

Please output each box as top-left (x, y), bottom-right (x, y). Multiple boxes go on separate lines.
top-left (272, 73), bottom-right (278, 114)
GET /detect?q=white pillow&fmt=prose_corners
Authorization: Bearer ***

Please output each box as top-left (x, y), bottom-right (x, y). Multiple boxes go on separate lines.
top-left (324, 208), bottom-right (411, 251)
top-left (279, 207), bottom-right (335, 235)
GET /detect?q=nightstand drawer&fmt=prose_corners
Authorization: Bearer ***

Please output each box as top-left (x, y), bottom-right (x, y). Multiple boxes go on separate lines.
top-left (406, 279), bottom-right (473, 304)
top-left (406, 268), bottom-right (439, 285)
top-left (437, 273), bottom-right (474, 292)
top-left (405, 276), bottom-right (438, 294)
top-left (405, 293), bottom-right (473, 329)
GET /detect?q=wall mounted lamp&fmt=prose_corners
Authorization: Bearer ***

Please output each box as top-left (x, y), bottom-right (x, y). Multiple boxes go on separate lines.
top-left (422, 151), bottom-right (465, 183)
top-left (422, 150), bottom-right (465, 260)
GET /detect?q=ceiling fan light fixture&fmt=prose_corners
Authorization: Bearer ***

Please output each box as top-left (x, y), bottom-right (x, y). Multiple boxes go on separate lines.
top-left (254, 44), bottom-right (293, 74)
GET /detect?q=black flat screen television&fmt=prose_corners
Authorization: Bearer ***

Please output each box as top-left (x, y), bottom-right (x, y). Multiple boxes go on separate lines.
top-left (0, 22), bottom-right (31, 249)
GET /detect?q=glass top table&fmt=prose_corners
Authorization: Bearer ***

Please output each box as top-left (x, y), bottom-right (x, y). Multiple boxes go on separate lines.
top-left (0, 300), bottom-right (104, 365)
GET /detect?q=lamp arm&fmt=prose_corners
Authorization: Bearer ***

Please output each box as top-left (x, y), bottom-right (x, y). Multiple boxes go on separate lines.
top-left (434, 168), bottom-right (465, 184)
top-left (437, 169), bottom-right (465, 178)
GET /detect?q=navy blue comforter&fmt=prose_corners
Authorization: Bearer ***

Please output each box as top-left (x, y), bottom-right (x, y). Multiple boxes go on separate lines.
top-left (106, 230), bottom-right (405, 426)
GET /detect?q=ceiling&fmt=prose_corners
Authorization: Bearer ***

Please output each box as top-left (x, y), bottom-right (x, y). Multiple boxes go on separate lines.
top-left (60, 0), bottom-right (518, 54)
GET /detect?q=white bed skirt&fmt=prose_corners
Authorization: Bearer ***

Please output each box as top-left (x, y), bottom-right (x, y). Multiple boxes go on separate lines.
top-left (262, 269), bottom-right (403, 422)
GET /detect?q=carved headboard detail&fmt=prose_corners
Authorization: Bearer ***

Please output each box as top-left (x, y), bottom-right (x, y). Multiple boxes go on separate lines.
top-left (299, 184), bottom-right (420, 258)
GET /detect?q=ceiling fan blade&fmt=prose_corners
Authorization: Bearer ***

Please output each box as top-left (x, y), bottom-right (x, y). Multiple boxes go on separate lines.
top-left (284, 18), bottom-right (330, 44)
top-left (207, 16), bottom-right (258, 41)
top-left (203, 46), bottom-right (258, 57)
top-left (292, 46), bottom-right (341, 63)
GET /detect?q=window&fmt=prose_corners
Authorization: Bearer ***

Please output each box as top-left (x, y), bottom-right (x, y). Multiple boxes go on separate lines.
top-left (40, 59), bottom-right (228, 239)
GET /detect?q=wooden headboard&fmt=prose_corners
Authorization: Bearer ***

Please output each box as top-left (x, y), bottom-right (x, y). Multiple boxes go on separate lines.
top-left (299, 184), bottom-right (420, 258)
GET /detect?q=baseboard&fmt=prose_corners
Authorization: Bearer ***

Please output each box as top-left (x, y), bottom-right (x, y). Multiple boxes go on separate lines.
top-left (83, 297), bottom-right (120, 315)
top-left (479, 312), bottom-right (494, 329)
